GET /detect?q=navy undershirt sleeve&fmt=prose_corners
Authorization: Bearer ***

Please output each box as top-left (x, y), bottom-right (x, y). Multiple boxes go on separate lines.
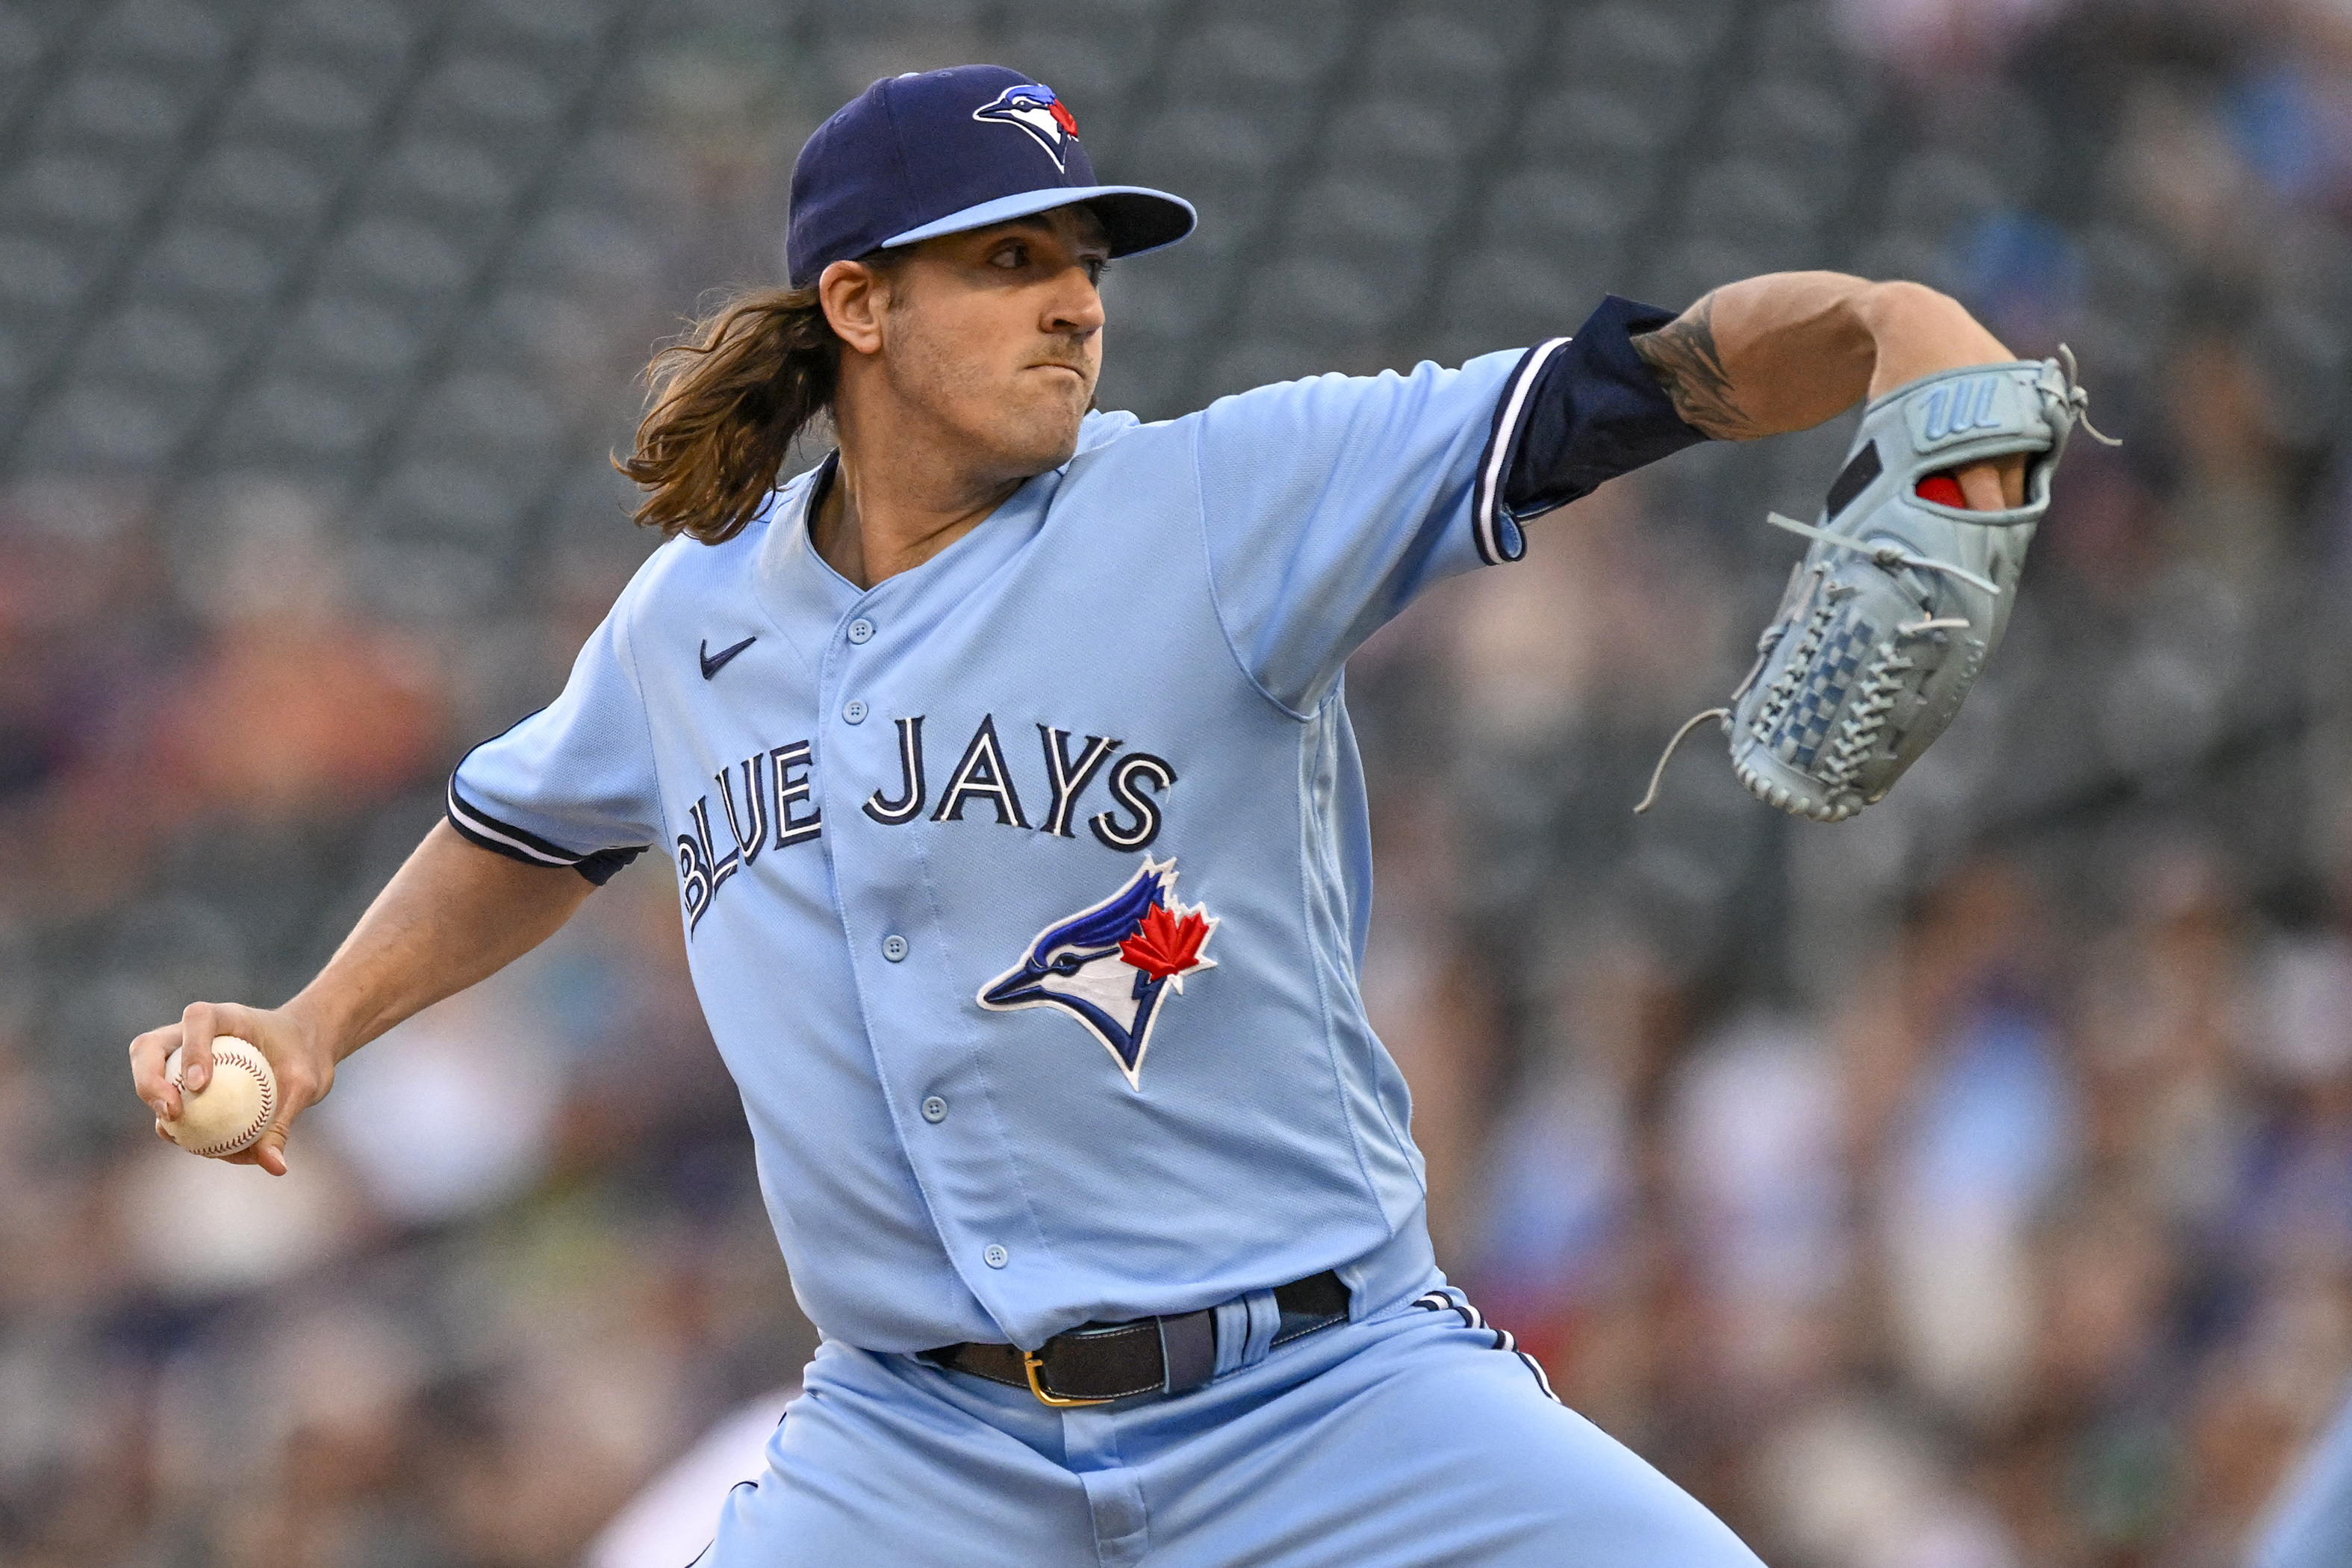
top-left (1499, 293), bottom-right (1709, 523)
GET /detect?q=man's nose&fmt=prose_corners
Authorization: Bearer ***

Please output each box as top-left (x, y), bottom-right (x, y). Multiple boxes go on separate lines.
top-left (1047, 270), bottom-right (1106, 336)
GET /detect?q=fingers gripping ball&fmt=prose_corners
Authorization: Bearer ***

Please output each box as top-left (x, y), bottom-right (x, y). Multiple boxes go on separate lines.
top-left (1636, 349), bottom-right (2115, 823)
top-left (162, 1040), bottom-right (278, 1157)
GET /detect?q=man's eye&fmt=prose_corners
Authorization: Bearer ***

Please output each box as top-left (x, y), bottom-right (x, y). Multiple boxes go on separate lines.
top-left (1084, 259), bottom-right (1108, 285)
top-left (992, 243), bottom-right (1026, 269)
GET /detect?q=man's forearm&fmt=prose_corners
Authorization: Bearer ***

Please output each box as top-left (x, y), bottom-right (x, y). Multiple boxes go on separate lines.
top-left (285, 819), bottom-right (596, 1061)
top-left (132, 818), bottom-right (597, 1175)
top-left (1631, 272), bottom-right (2014, 442)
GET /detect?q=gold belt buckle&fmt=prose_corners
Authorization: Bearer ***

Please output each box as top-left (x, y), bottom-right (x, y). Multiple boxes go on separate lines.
top-left (1024, 1349), bottom-right (1118, 1407)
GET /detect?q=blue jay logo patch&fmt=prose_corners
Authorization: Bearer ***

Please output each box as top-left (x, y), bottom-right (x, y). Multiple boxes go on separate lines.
top-left (973, 81), bottom-right (1080, 171)
top-left (978, 856), bottom-right (1216, 1089)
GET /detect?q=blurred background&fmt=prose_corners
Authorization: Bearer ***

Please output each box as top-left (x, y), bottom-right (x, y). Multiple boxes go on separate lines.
top-left (4, 0), bottom-right (2351, 1563)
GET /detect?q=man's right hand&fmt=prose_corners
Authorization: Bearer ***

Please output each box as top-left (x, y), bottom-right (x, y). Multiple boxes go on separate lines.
top-left (123, 821), bottom-right (600, 1178)
top-left (130, 998), bottom-right (337, 1177)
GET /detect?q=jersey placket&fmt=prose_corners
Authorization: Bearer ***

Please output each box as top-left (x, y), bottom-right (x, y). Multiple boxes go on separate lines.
top-left (813, 518), bottom-right (1061, 1337)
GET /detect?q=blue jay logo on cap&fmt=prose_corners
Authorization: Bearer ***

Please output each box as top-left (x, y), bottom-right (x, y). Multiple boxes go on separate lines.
top-left (973, 81), bottom-right (1081, 171)
top-left (978, 856), bottom-right (1216, 1089)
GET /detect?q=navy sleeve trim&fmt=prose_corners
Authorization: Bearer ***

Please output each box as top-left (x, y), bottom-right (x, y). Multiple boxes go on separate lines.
top-left (1471, 337), bottom-right (1571, 565)
top-left (445, 774), bottom-right (646, 886)
top-left (1470, 295), bottom-right (1710, 564)
top-left (571, 846), bottom-right (646, 886)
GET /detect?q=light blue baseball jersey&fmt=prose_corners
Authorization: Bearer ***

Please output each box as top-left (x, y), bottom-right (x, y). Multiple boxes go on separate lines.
top-left (448, 296), bottom-right (1702, 1354)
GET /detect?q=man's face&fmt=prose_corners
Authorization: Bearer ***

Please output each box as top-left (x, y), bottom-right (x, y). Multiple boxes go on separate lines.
top-left (862, 205), bottom-right (1110, 480)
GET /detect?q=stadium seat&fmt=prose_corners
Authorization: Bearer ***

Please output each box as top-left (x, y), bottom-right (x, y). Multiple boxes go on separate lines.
top-left (181, 141), bottom-right (334, 237)
top-left (376, 137), bottom-right (526, 220)
top-left (136, 222), bottom-right (286, 303)
top-left (1513, 88), bottom-right (1673, 194)
top-left (1, 148), bottom-right (153, 241)
top-left (1360, 7), bottom-right (1533, 113)
top-left (1164, 15), bottom-right (1347, 106)
top-left (1878, 151), bottom-right (2003, 245)
top-left (410, 55), bottom-right (564, 130)
top-left (281, 293), bottom-right (427, 379)
top-left (1237, 254), bottom-right (1396, 344)
top-left (1678, 156), bottom-right (1823, 247)
top-left (80, 303), bottom-right (229, 387)
top-left (1713, 79), bottom-right (1858, 208)
top-left (89, 0), bottom-right (240, 68)
top-left (23, 376), bottom-right (197, 467)
top-left (407, 370), bottom-right (562, 456)
top-left (1287, 173), bottom-right (1445, 278)
top-left (0, 231), bottom-right (85, 313)
top-left (49, 66), bottom-right (207, 147)
top-left (1481, 168), bottom-right (1637, 255)
top-left (223, 55), bottom-right (391, 155)
top-left (1320, 96), bottom-right (1491, 185)
top-left (213, 370), bottom-right (386, 465)
top-left (317, 214), bottom-right (476, 296)
top-left (267, 0), bottom-right (417, 66)
top-left (363, 456), bottom-right (529, 544)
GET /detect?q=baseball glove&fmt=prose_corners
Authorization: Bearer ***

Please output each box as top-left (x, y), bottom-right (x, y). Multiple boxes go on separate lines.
top-left (1637, 347), bottom-right (2113, 823)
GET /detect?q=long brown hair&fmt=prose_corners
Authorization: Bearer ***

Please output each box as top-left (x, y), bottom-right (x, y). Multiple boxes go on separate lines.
top-left (617, 277), bottom-right (866, 545)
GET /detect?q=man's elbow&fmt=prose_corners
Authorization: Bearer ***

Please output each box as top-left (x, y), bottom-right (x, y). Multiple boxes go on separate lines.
top-left (1852, 279), bottom-right (1975, 336)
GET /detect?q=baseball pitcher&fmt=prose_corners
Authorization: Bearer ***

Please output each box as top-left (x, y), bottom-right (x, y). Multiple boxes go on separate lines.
top-left (128, 65), bottom-right (2096, 1567)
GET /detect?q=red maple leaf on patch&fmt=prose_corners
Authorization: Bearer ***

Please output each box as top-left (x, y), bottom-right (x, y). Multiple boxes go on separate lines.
top-left (1048, 99), bottom-right (1080, 138)
top-left (1120, 902), bottom-right (1212, 981)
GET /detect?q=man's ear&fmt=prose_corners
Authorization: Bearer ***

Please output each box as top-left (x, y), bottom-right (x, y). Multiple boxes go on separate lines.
top-left (820, 258), bottom-right (890, 356)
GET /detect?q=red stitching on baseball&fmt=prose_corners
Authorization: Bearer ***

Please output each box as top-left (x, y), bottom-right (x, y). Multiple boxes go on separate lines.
top-left (189, 1042), bottom-right (275, 1157)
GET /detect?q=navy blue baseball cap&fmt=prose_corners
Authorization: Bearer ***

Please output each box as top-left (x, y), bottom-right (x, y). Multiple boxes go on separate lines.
top-left (785, 64), bottom-right (1195, 289)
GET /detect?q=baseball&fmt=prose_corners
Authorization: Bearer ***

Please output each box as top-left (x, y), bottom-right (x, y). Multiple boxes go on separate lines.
top-left (162, 1039), bottom-right (278, 1158)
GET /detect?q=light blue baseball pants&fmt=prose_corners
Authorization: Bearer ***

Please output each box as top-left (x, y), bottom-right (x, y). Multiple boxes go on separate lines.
top-left (2254, 1383), bottom-right (2352, 1568)
top-left (693, 1274), bottom-right (1766, 1568)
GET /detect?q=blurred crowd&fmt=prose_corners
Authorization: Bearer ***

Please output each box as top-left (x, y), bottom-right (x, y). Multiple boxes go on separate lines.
top-left (1356, 2), bottom-right (2352, 1564)
top-left (10, 0), bottom-right (2352, 1564)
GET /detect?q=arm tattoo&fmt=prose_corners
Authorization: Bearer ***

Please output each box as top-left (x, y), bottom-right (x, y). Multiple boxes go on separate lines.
top-left (1631, 293), bottom-right (1761, 440)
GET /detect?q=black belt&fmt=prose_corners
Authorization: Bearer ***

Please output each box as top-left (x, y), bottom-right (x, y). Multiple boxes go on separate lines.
top-left (922, 1271), bottom-right (1351, 1406)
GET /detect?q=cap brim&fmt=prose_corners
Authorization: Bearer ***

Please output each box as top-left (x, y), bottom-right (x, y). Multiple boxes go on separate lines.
top-left (880, 184), bottom-right (1196, 260)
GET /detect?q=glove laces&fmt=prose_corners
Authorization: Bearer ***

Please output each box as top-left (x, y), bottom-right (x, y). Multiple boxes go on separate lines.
top-left (2057, 343), bottom-right (2122, 447)
top-left (1760, 512), bottom-right (2004, 596)
top-left (1632, 707), bottom-right (1731, 815)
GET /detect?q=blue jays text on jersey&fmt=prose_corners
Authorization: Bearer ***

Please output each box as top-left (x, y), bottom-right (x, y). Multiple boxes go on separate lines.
top-left (444, 294), bottom-right (1705, 1356)
top-left (668, 712), bottom-right (1180, 933)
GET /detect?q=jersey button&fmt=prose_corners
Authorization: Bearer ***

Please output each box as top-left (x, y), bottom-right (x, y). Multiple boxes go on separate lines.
top-left (921, 1095), bottom-right (948, 1124)
top-left (983, 1245), bottom-right (1009, 1269)
top-left (842, 699), bottom-right (868, 724)
top-left (882, 934), bottom-right (909, 962)
top-left (847, 617), bottom-right (875, 644)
